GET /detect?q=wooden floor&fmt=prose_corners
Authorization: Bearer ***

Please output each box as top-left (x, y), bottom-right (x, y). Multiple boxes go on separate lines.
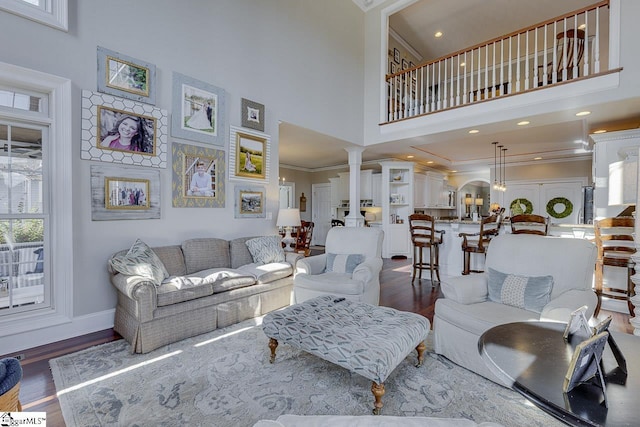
top-left (1, 257), bottom-right (632, 426)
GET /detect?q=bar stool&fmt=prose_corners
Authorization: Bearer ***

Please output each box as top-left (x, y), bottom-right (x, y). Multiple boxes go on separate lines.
top-left (408, 214), bottom-right (445, 284)
top-left (594, 217), bottom-right (636, 317)
top-left (459, 214), bottom-right (501, 275)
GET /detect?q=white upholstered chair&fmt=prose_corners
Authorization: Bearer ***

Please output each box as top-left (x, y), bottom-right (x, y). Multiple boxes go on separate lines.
top-left (293, 227), bottom-right (384, 305)
top-left (434, 234), bottom-right (597, 385)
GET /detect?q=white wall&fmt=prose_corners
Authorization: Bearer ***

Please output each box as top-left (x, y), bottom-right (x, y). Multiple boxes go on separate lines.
top-left (0, 0), bottom-right (364, 330)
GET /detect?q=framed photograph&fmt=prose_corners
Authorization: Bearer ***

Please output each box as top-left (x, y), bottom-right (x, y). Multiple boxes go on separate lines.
top-left (241, 98), bottom-right (265, 132)
top-left (393, 48), bottom-right (400, 64)
top-left (402, 59), bottom-right (409, 70)
top-left (97, 105), bottom-right (156, 155)
top-left (563, 331), bottom-right (609, 394)
top-left (390, 62), bottom-right (397, 74)
top-left (172, 72), bottom-right (226, 146)
top-left (172, 142), bottom-right (225, 208)
top-left (105, 177), bottom-right (150, 210)
top-left (97, 46), bottom-right (156, 104)
top-left (563, 305), bottom-right (590, 341)
top-left (81, 90), bottom-right (168, 168)
top-left (228, 125), bottom-right (270, 182)
top-left (235, 185), bottom-right (266, 218)
top-left (90, 165), bottom-right (160, 221)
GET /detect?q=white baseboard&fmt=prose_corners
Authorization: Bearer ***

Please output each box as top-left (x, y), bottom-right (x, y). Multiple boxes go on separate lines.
top-left (2, 309), bottom-right (115, 356)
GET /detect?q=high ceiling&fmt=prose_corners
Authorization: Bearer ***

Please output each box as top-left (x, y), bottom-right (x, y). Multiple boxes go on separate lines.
top-left (279, 0), bottom-right (640, 172)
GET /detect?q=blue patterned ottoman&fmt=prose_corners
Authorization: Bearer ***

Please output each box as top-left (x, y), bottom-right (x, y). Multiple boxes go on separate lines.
top-left (262, 295), bottom-right (430, 414)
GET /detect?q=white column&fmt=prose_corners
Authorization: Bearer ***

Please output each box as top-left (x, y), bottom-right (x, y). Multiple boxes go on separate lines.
top-left (345, 147), bottom-right (365, 227)
top-left (629, 147), bottom-right (640, 335)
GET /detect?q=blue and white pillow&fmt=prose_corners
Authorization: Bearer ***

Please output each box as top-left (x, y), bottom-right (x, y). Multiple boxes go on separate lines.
top-left (246, 236), bottom-right (286, 265)
top-left (487, 268), bottom-right (553, 313)
top-left (109, 239), bottom-right (169, 286)
top-left (325, 253), bottom-right (364, 274)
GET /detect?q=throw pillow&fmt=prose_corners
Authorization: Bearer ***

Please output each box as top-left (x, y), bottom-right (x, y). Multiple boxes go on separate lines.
top-left (109, 239), bottom-right (169, 286)
top-left (325, 253), bottom-right (364, 274)
top-left (245, 236), bottom-right (286, 265)
top-left (487, 268), bottom-right (553, 313)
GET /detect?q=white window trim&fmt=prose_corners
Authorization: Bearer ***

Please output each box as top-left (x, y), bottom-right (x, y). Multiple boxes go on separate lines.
top-left (0, 61), bottom-right (73, 338)
top-left (0, 0), bottom-right (68, 31)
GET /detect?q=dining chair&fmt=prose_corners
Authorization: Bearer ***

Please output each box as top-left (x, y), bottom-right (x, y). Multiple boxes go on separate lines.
top-left (459, 214), bottom-right (502, 275)
top-left (537, 28), bottom-right (586, 86)
top-left (510, 214), bottom-right (549, 235)
top-left (408, 214), bottom-right (445, 284)
top-left (593, 217), bottom-right (636, 317)
top-left (294, 220), bottom-right (314, 257)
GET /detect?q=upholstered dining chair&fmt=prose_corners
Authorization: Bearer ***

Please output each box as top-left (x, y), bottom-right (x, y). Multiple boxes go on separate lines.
top-left (537, 28), bottom-right (586, 86)
top-left (293, 226), bottom-right (384, 305)
top-left (594, 217), bottom-right (636, 317)
top-left (459, 214), bottom-right (502, 275)
top-left (408, 214), bottom-right (445, 284)
top-left (510, 214), bottom-right (549, 235)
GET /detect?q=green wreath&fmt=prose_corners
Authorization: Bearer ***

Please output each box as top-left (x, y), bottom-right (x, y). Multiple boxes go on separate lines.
top-left (546, 197), bottom-right (573, 219)
top-left (510, 198), bottom-right (534, 215)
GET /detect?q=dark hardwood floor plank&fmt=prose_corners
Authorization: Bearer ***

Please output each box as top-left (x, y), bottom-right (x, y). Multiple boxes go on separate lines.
top-left (1, 257), bottom-right (631, 426)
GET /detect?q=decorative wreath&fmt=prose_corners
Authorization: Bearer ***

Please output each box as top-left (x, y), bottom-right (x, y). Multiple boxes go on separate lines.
top-left (510, 198), bottom-right (534, 215)
top-left (546, 197), bottom-right (573, 219)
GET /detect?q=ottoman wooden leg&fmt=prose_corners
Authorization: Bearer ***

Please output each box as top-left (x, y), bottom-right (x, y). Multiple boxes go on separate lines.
top-left (415, 341), bottom-right (426, 367)
top-left (268, 338), bottom-right (278, 363)
top-left (371, 381), bottom-right (385, 415)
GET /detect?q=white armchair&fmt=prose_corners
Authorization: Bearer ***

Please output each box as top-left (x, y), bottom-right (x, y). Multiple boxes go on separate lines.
top-left (293, 227), bottom-right (384, 305)
top-left (434, 234), bottom-right (597, 385)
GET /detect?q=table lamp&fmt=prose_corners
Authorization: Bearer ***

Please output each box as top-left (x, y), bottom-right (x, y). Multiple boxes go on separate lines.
top-left (277, 208), bottom-right (301, 252)
top-left (475, 196), bottom-right (483, 215)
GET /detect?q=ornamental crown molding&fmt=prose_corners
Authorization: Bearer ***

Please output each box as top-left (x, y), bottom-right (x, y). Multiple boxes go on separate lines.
top-left (352, 0), bottom-right (386, 12)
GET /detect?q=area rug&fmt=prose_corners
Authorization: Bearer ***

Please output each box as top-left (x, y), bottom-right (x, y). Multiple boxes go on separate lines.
top-left (50, 317), bottom-right (563, 427)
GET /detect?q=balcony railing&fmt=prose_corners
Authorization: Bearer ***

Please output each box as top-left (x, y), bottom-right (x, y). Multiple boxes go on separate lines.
top-left (385, 1), bottom-right (610, 123)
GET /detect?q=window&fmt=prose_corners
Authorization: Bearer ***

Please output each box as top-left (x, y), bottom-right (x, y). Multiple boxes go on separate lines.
top-left (0, 0), bottom-right (68, 31)
top-left (0, 61), bottom-right (72, 339)
top-left (0, 122), bottom-right (47, 315)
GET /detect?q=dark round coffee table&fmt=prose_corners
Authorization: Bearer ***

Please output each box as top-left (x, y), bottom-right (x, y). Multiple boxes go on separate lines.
top-left (479, 321), bottom-right (639, 426)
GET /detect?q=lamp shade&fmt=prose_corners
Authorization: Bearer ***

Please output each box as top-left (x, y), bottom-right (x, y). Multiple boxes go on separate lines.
top-left (276, 208), bottom-right (301, 227)
top-left (464, 194), bottom-right (473, 205)
top-left (475, 197), bottom-right (484, 206)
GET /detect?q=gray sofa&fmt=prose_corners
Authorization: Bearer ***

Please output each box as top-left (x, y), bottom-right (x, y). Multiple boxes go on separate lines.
top-left (108, 236), bottom-right (301, 353)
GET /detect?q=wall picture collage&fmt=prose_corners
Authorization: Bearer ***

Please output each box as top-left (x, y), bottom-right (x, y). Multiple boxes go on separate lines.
top-left (85, 46), bottom-right (269, 220)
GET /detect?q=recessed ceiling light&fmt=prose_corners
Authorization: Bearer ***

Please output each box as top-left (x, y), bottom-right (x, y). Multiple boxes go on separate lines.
top-left (576, 111), bottom-right (591, 116)
top-left (593, 129), bottom-right (607, 134)
top-left (407, 155), bottom-right (414, 159)
top-left (450, 170), bottom-right (457, 173)
top-left (434, 31), bottom-right (443, 38)
top-left (517, 121), bottom-right (530, 126)
top-left (468, 129), bottom-right (479, 134)
top-left (534, 157), bottom-right (542, 160)
top-left (427, 161), bottom-right (434, 164)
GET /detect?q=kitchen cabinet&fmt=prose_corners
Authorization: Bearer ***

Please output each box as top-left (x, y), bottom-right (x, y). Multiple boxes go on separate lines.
top-left (380, 161), bottom-right (414, 258)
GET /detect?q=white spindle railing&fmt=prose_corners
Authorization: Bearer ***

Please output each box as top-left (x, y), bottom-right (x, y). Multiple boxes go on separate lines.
top-left (385, 0), bottom-right (610, 123)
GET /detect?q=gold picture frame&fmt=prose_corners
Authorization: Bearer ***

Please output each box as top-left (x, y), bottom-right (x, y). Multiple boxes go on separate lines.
top-left (105, 177), bottom-right (150, 210)
top-left (97, 46), bottom-right (156, 104)
top-left (172, 142), bottom-right (225, 208)
top-left (235, 185), bottom-right (266, 218)
top-left (97, 105), bottom-right (157, 156)
top-left (229, 126), bottom-right (270, 182)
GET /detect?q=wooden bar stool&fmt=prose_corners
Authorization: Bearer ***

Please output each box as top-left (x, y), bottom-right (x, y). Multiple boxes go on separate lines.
top-left (594, 217), bottom-right (636, 317)
top-left (459, 214), bottom-right (501, 275)
top-left (408, 214), bottom-right (445, 284)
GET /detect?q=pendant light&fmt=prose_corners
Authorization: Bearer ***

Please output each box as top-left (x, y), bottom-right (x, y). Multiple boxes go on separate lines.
top-left (501, 147), bottom-right (508, 191)
top-left (492, 141), bottom-right (499, 190)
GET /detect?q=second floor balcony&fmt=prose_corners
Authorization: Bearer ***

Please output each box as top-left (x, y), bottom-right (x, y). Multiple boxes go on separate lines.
top-left (384, 1), bottom-right (614, 124)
